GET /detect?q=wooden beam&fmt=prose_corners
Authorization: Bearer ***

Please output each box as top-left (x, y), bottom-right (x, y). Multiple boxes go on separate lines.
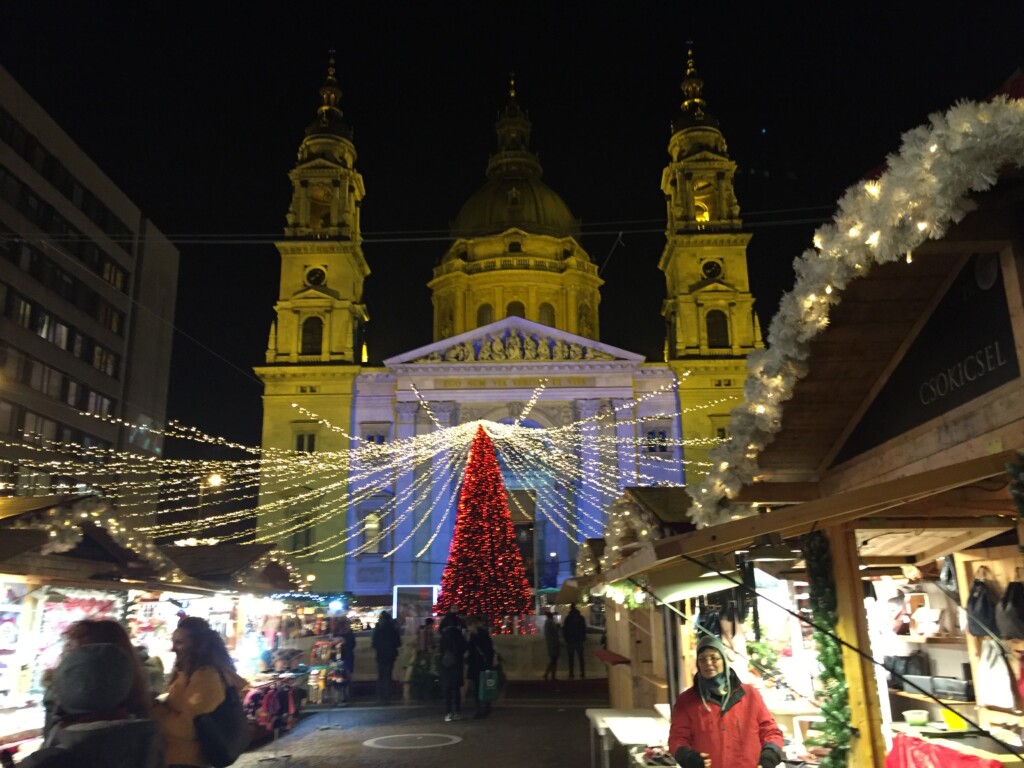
top-left (829, 523), bottom-right (887, 767)
top-left (860, 555), bottom-right (915, 566)
top-left (855, 516), bottom-right (1011, 530)
top-left (730, 482), bottom-right (820, 504)
top-left (878, 503), bottom-right (1012, 517)
top-left (914, 528), bottom-right (1014, 564)
top-left (603, 450), bottom-right (1016, 581)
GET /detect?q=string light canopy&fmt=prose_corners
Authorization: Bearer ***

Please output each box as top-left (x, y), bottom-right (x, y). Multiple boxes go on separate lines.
top-left (4, 381), bottom-right (738, 564)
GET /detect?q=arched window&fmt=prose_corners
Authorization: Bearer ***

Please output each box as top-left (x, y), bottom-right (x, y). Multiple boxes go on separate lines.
top-left (509, 241), bottom-right (522, 253)
top-left (506, 301), bottom-right (525, 318)
top-left (477, 303), bottom-right (493, 326)
top-left (695, 202), bottom-right (710, 223)
top-left (301, 316), bottom-right (323, 355)
top-left (538, 302), bottom-right (555, 327)
top-left (706, 310), bottom-right (729, 348)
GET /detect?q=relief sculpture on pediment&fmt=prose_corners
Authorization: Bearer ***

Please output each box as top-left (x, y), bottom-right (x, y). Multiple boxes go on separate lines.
top-left (478, 338), bottom-right (493, 361)
top-left (411, 328), bottom-right (619, 363)
top-left (523, 334), bottom-right (538, 360)
top-left (506, 333), bottom-right (522, 360)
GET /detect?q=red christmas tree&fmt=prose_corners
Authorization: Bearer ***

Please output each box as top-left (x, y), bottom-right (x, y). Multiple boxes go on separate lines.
top-left (435, 426), bottom-right (533, 626)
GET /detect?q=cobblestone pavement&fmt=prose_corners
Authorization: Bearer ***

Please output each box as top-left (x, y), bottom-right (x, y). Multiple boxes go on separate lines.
top-left (236, 697), bottom-right (605, 768)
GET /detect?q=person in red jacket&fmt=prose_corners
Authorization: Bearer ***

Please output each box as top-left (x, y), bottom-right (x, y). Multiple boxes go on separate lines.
top-left (669, 635), bottom-right (783, 768)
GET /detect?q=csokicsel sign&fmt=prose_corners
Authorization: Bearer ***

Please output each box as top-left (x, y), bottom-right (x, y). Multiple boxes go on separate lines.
top-left (835, 252), bottom-right (1019, 464)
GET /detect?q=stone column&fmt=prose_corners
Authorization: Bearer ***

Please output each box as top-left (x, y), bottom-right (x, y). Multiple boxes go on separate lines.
top-left (428, 401), bottom-right (459, 584)
top-left (612, 398), bottom-right (638, 488)
top-left (392, 401), bottom-right (419, 584)
top-left (573, 398), bottom-right (603, 539)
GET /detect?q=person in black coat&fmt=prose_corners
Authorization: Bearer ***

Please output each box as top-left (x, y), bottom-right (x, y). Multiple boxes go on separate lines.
top-left (371, 611), bottom-right (402, 705)
top-left (562, 603), bottom-right (587, 679)
top-left (438, 621), bottom-right (467, 721)
top-left (466, 615), bottom-right (495, 718)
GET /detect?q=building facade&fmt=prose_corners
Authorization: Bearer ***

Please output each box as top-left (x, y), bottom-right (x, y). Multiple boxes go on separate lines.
top-left (0, 66), bottom-right (179, 496)
top-left (256, 57), bottom-right (760, 597)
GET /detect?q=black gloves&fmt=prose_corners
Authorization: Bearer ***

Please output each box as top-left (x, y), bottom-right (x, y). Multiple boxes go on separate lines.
top-left (673, 747), bottom-right (705, 768)
top-left (758, 746), bottom-right (782, 768)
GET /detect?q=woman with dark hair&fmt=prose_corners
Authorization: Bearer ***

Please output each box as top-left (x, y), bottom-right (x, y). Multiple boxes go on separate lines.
top-left (154, 616), bottom-right (249, 768)
top-left (20, 618), bottom-right (162, 768)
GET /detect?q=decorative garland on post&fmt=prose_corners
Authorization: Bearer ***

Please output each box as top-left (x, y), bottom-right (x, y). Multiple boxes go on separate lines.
top-left (1008, 451), bottom-right (1024, 525)
top-left (804, 530), bottom-right (851, 768)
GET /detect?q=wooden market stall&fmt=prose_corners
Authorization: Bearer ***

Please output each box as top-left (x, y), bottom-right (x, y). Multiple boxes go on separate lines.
top-left (594, 123), bottom-right (1024, 765)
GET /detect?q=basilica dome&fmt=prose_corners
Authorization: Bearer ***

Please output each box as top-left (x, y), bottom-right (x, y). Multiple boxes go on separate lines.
top-left (451, 91), bottom-right (579, 240)
top-left (452, 175), bottom-right (579, 239)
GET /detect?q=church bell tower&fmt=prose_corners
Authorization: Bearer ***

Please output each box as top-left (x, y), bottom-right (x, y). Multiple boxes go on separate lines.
top-left (266, 56), bottom-right (369, 365)
top-left (254, 57), bottom-right (367, 590)
top-left (660, 50), bottom-right (763, 481)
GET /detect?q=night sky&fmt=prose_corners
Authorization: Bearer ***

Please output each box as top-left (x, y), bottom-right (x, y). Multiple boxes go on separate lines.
top-left (2, 3), bottom-right (1021, 453)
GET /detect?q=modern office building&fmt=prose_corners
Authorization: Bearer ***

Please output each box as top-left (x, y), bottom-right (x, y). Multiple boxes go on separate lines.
top-left (0, 65), bottom-right (179, 495)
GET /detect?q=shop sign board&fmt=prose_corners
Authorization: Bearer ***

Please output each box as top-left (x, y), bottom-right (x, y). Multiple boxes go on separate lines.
top-left (835, 253), bottom-right (1020, 464)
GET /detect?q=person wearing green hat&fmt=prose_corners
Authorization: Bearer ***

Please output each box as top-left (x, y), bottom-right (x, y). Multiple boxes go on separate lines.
top-left (669, 635), bottom-right (783, 768)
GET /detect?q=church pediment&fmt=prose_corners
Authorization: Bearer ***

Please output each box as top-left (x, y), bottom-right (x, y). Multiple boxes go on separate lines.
top-left (384, 317), bottom-right (644, 366)
top-left (292, 157), bottom-right (346, 174)
top-left (290, 285), bottom-right (338, 300)
top-left (689, 278), bottom-right (738, 293)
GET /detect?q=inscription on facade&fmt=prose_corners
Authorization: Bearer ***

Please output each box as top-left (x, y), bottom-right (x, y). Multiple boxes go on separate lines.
top-left (437, 377), bottom-right (595, 388)
top-left (356, 566), bottom-right (387, 583)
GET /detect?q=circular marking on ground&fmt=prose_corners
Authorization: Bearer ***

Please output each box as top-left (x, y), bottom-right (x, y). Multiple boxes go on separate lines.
top-left (363, 733), bottom-right (463, 750)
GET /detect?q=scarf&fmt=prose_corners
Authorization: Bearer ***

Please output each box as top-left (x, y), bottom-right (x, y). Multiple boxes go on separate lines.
top-left (697, 671), bottom-right (731, 711)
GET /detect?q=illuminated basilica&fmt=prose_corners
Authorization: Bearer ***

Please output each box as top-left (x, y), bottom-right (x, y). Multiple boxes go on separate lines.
top-left (254, 54), bottom-right (763, 597)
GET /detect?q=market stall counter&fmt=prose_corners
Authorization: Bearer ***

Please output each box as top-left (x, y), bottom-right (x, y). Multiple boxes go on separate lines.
top-left (585, 708), bottom-right (670, 768)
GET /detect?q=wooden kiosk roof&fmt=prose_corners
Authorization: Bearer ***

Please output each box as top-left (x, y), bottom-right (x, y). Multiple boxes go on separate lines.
top-left (603, 179), bottom-right (1024, 583)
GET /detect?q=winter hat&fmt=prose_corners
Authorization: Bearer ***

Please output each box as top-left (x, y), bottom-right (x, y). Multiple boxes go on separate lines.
top-left (54, 643), bottom-right (134, 715)
top-left (695, 634), bottom-right (728, 661)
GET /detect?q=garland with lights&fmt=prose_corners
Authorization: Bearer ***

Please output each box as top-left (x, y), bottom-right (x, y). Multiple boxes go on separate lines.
top-left (600, 497), bottom-right (662, 572)
top-left (236, 549), bottom-right (306, 592)
top-left (434, 426), bottom-right (533, 629)
top-left (9, 495), bottom-right (184, 580)
top-left (1008, 452), bottom-right (1024, 523)
top-left (690, 96), bottom-right (1024, 526)
top-left (803, 530), bottom-right (851, 768)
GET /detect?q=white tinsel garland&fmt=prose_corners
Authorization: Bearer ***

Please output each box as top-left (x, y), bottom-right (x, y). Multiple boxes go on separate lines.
top-left (688, 96), bottom-right (1024, 526)
top-left (235, 548), bottom-right (306, 591)
top-left (10, 495), bottom-right (185, 580)
top-left (599, 496), bottom-right (661, 570)
top-left (576, 540), bottom-right (601, 577)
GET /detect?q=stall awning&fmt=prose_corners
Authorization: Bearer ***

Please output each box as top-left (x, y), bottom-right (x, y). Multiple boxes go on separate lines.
top-left (554, 574), bottom-right (600, 605)
top-left (603, 449), bottom-right (1016, 583)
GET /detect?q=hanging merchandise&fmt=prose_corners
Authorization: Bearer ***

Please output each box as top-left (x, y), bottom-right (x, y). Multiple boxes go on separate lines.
top-left (965, 569), bottom-right (997, 637)
top-left (694, 595), bottom-right (721, 638)
top-left (938, 555), bottom-right (959, 596)
top-left (996, 579), bottom-right (1024, 639)
top-left (975, 637), bottom-right (1016, 710)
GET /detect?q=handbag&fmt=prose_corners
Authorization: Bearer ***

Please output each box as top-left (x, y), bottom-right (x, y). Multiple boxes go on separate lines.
top-left (996, 580), bottom-right (1024, 639)
top-left (193, 669), bottom-right (251, 768)
top-left (478, 669), bottom-right (500, 702)
top-left (966, 569), bottom-right (997, 637)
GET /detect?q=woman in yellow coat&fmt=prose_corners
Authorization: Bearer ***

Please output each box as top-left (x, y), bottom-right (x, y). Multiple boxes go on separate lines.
top-left (154, 617), bottom-right (249, 768)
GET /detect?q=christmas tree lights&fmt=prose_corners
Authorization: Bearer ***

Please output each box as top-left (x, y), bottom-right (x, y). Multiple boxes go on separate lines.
top-left (435, 426), bottom-right (533, 628)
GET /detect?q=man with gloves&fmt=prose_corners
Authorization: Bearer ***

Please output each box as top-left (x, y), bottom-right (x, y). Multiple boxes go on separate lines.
top-left (669, 635), bottom-right (783, 768)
